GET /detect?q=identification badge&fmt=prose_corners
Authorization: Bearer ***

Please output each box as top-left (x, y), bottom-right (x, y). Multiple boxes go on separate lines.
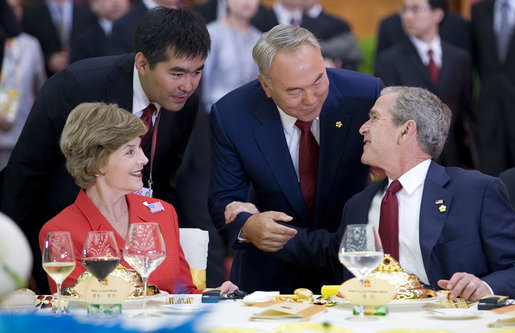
top-left (134, 187), bottom-right (153, 198)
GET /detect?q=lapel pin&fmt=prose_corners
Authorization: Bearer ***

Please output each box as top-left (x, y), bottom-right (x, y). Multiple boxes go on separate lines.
top-left (335, 121), bottom-right (342, 128)
top-left (143, 201), bottom-right (165, 214)
top-left (435, 199), bottom-right (443, 204)
top-left (438, 204), bottom-right (446, 213)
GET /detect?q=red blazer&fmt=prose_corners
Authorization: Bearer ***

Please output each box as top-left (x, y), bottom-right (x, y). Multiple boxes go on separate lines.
top-left (39, 190), bottom-right (200, 294)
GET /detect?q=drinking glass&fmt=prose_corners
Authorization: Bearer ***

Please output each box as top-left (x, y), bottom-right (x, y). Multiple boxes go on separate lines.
top-left (81, 231), bottom-right (121, 313)
top-left (123, 223), bottom-right (166, 317)
top-left (338, 224), bottom-right (384, 319)
top-left (42, 231), bottom-right (76, 314)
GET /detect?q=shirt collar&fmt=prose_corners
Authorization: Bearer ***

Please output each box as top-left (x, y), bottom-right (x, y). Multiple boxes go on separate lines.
top-left (142, 0), bottom-right (159, 9)
top-left (98, 17), bottom-right (113, 36)
top-left (273, 3), bottom-right (303, 25)
top-left (132, 64), bottom-right (161, 115)
top-left (277, 106), bottom-right (319, 134)
top-left (410, 35), bottom-right (442, 65)
top-left (306, 4), bottom-right (323, 18)
top-left (390, 159), bottom-right (431, 195)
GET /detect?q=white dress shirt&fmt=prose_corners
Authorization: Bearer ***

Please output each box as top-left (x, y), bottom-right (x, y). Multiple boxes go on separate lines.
top-left (132, 65), bottom-right (160, 123)
top-left (410, 35), bottom-right (442, 68)
top-left (277, 107), bottom-right (320, 180)
top-left (272, 2), bottom-right (303, 26)
top-left (368, 159), bottom-right (431, 284)
top-left (495, 0), bottom-right (515, 35)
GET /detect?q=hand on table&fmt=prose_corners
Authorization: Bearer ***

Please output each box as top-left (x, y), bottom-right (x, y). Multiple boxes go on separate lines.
top-left (240, 211), bottom-right (296, 252)
top-left (437, 272), bottom-right (492, 302)
top-left (217, 280), bottom-right (238, 294)
top-left (225, 201), bottom-right (259, 223)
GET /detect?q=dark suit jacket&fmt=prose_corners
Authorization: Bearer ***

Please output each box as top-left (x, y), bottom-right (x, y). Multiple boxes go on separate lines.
top-left (0, 0), bottom-right (22, 72)
top-left (376, 12), bottom-right (472, 58)
top-left (22, 3), bottom-right (95, 75)
top-left (500, 167), bottom-right (515, 209)
top-left (0, 54), bottom-right (198, 292)
top-left (208, 68), bottom-right (382, 293)
top-left (301, 11), bottom-right (350, 41)
top-left (375, 39), bottom-right (474, 167)
top-left (278, 162), bottom-right (515, 295)
top-left (471, 0), bottom-right (515, 176)
top-left (109, 2), bottom-right (148, 55)
top-left (70, 21), bottom-right (110, 63)
top-left (192, 0), bottom-right (218, 24)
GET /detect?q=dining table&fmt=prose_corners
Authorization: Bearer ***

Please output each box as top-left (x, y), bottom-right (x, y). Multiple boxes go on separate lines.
top-left (0, 293), bottom-right (513, 333)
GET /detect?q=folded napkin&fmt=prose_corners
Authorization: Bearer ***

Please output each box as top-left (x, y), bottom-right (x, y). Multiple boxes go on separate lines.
top-left (179, 228), bottom-right (209, 290)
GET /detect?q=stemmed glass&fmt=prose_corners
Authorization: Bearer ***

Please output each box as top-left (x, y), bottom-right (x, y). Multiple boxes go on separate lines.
top-left (42, 231), bottom-right (76, 314)
top-left (81, 231), bottom-right (121, 313)
top-left (338, 224), bottom-right (384, 320)
top-left (123, 222), bottom-right (166, 317)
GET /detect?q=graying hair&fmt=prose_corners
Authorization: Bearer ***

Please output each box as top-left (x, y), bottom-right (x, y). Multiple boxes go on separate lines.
top-left (252, 24), bottom-right (321, 78)
top-left (382, 86), bottom-right (451, 159)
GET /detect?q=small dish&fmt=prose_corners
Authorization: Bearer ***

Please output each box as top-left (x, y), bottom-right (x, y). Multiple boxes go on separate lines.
top-left (426, 308), bottom-right (483, 319)
top-left (159, 303), bottom-right (206, 314)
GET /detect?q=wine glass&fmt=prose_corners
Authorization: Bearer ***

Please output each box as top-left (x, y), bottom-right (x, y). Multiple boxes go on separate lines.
top-left (42, 231), bottom-right (76, 314)
top-left (123, 223), bottom-right (166, 317)
top-left (338, 224), bottom-right (384, 320)
top-left (81, 231), bottom-right (121, 313)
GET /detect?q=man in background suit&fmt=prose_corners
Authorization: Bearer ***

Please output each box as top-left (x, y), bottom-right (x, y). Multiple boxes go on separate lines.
top-left (375, 0), bottom-right (475, 168)
top-left (471, 0), bottom-right (515, 176)
top-left (274, 86), bottom-right (515, 302)
top-left (0, 8), bottom-right (210, 293)
top-left (22, 0), bottom-right (96, 76)
top-left (0, 0), bottom-right (21, 72)
top-left (109, 0), bottom-right (181, 55)
top-left (208, 25), bottom-right (382, 293)
top-left (69, 0), bottom-right (130, 63)
top-left (375, 0), bottom-right (472, 58)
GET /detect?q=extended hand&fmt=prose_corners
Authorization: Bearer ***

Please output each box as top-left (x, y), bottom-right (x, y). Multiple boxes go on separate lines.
top-left (437, 272), bottom-right (492, 302)
top-left (225, 201), bottom-right (260, 223)
top-left (241, 211), bottom-right (296, 252)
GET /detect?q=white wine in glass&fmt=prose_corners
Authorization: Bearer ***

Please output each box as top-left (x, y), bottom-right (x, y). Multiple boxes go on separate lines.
top-left (123, 222), bottom-right (166, 317)
top-left (338, 224), bottom-right (383, 320)
top-left (42, 231), bottom-right (76, 314)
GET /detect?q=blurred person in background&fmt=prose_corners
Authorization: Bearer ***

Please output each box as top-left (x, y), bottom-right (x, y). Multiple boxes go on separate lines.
top-left (471, 0), bottom-right (515, 176)
top-left (70, 0), bottom-right (130, 63)
top-left (109, 0), bottom-right (183, 55)
top-left (375, 0), bottom-right (476, 169)
top-left (0, 0), bottom-right (46, 170)
top-left (22, 0), bottom-right (96, 76)
top-left (0, 0), bottom-right (22, 73)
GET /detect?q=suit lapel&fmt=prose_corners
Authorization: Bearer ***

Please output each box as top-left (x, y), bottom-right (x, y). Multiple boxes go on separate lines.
top-left (315, 82), bottom-right (351, 222)
top-left (419, 162), bottom-right (453, 285)
top-left (106, 55), bottom-right (134, 111)
top-left (437, 43), bottom-right (452, 95)
top-left (404, 41), bottom-right (435, 88)
top-left (252, 97), bottom-right (309, 222)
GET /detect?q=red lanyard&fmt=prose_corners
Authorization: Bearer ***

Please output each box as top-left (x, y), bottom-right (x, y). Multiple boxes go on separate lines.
top-left (147, 110), bottom-right (162, 193)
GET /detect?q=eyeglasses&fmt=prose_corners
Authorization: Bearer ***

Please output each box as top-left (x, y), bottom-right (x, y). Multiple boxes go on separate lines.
top-left (399, 5), bottom-right (432, 14)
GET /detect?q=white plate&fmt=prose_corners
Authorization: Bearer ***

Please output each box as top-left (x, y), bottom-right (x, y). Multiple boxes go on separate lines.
top-left (159, 303), bottom-right (206, 314)
top-left (426, 308), bottom-right (483, 320)
top-left (58, 291), bottom-right (168, 308)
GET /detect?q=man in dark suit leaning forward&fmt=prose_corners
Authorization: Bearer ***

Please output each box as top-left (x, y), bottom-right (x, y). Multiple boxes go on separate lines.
top-left (208, 24), bottom-right (382, 293)
top-left (0, 8), bottom-right (209, 293)
top-left (273, 86), bottom-right (515, 302)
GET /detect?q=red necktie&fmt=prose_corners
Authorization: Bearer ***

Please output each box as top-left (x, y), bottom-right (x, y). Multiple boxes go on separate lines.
top-left (427, 49), bottom-right (440, 85)
top-left (379, 180), bottom-right (403, 261)
top-left (296, 120), bottom-right (319, 213)
top-left (140, 103), bottom-right (156, 148)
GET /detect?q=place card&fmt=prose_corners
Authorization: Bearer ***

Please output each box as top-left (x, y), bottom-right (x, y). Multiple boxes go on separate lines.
top-left (73, 276), bottom-right (135, 304)
top-left (339, 277), bottom-right (396, 307)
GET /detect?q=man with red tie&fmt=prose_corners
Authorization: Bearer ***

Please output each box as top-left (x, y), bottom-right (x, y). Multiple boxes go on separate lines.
top-left (0, 8), bottom-right (209, 294)
top-left (274, 86), bottom-right (515, 302)
top-left (208, 24), bottom-right (382, 293)
top-left (375, 0), bottom-right (476, 169)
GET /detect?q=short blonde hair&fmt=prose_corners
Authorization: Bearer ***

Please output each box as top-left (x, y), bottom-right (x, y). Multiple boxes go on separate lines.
top-left (60, 103), bottom-right (147, 189)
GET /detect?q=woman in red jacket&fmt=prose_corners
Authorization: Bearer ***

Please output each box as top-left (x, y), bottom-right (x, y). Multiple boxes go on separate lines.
top-left (39, 102), bottom-right (237, 295)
